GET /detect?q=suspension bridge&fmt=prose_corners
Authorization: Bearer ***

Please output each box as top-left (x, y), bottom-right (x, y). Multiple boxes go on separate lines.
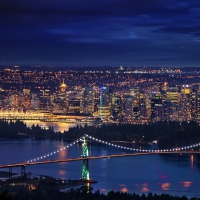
top-left (1, 134), bottom-right (200, 180)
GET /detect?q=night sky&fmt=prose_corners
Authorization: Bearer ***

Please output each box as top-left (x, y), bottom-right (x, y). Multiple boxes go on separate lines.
top-left (0, 0), bottom-right (200, 67)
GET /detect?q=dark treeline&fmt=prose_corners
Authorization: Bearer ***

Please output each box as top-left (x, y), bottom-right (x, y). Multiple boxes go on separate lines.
top-left (64, 121), bottom-right (200, 149)
top-left (0, 187), bottom-right (197, 200)
top-left (0, 120), bottom-right (55, 138)
top-left (1, 120), bottom-right (200, 149)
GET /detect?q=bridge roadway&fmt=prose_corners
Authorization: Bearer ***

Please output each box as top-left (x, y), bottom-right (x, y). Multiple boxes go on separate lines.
top-left (0, 151), bottom-right (199, 169)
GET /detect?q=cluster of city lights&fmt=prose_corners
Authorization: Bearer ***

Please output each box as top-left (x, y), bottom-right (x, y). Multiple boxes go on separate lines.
top-left (25, 134), bottom-right (200, 163)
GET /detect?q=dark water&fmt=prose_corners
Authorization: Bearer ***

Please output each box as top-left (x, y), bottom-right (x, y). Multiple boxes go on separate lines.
top-left (1, 137), bottom-right (200, 197)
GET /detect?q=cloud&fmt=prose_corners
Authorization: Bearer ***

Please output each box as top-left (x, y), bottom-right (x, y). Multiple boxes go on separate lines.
top-left (154, 25), bottom-right (200, 35)
top-left (0, 0), bottom-right (200, 66)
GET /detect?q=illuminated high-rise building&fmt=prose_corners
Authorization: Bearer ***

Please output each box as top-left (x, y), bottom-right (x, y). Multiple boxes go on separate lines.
top-left (127, 87), bottom-right (141, 119)
top-left (163, 100), bottom-right (171, 121)
top-left (124, 95), bottom-right (133, 119)
top-left (151, 93), bottom-right (163, 122)
top-left (93, 87), bottom-right (100, 116)
top-left (99, 86), bottom-right (111, 117)
top-left (29, 94), bottom-right (39, 110)
top-left (68, 99), bottom-right (81, 113)
top-left (39, 89), bottom-right (51, 112)
top-left (161, 82), bottom-right (168, 92)
top-left (179, 85), bottom-right (192, 121)
top-left (155, 81), bottom-right (163, 93)
top-left (170, 103), bottom-right (179, 121)
top-left (111, 93), bottom-right (122, 118)
top-left (9, 93), bottom-right (19, 109)
top-left (195, 90), bottom-right (200, 122)
top-left (165, 87), bottom-right (179, 105)
top-left (66, 89), bottom-right (82, 114)
top-left (60, 79), bottom-right (67, 93)
top-left (22, 89), bottom-right (31, 110)
top-left (83, 87), bottom-right (95, 115)
top-left (140, 96), bottom-right (147, 117)
top-left (129, 87), bottom-right (140, 100)
top-left (53, 80), bottom-right (67, 113)
top-left (133, 99), bottom-right (140, 118)
top-left (191, 88), bottom-right (198, 120)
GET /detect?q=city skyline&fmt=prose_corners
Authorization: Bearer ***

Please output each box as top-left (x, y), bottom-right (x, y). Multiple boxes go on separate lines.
top-left (1, 67), bottom-right (200, 124)
top-left (1, 0), bottom-right (200, 67)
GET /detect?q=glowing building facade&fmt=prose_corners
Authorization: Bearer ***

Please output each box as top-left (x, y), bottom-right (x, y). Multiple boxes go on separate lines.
top-left (99, 86), bottom-right (111, 117)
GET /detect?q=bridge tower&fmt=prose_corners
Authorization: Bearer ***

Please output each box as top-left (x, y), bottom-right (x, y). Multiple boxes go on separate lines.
top-left (82, 136), bottom-right (89, 180)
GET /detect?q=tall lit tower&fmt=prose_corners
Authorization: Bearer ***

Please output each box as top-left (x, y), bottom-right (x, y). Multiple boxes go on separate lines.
top-left (83, 87), bottom-right (95, 115)
top-left (195, 90), bottom-right (200, 122)
top-left (111, 93), bottom-right (122, 118)
top-left (53, 80), bottom-right (67, 113)
top-left (151, 93), bottom-right (163, 122)
top-left (99, 86), bottom-right (111, 117)
top-left (124, 95), bottom-right (133, 119)
top-left (60, 79), bottom-right (67, 93)
top-left (39, 89), bottom-right (51, 112)
top-left (179, 85), bottom-right (192, 121)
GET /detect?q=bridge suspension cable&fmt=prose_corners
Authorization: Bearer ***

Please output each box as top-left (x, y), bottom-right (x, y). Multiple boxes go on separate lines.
top-left (25, 136), bottom-right (85, 163)
top-left (25, 134), bottom-right (200, 163)
top-left (84, 134), bottom-right (200, 153)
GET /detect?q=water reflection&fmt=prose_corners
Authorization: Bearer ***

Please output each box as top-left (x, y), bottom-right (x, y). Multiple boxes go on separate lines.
top-left (100, 188), bottom-right (107, 193)
top-left (24, 120), bottom-right (78, 132)
top-left (85, 183), bottom-right (91, 193)
top-left (158, 154), bottom-right (192, 167)
top-left (160, 183), bottom-right (170, 190)
top-left (141, 187), bottom-right (150, 193)
top-left (179, 181), bottom-right (192, 188)
top-left (121, 187), bottom-right (129, 193)
top-left (191, 155), bottom-right (194, 170)
top-left (59, 170), bottom-right (66, 176)
top-left (140, 183), bottom-right (150, 192)
top-left (0, 138), bottom-right (200, 197)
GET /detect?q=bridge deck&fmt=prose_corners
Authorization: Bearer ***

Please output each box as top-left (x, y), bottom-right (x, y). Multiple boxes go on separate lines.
top-left (0, 151), bottom-right (199, 169)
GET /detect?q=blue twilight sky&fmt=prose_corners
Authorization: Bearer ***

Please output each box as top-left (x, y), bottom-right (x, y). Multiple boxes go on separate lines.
top-left (0, 0), bottom-right (200, 67)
